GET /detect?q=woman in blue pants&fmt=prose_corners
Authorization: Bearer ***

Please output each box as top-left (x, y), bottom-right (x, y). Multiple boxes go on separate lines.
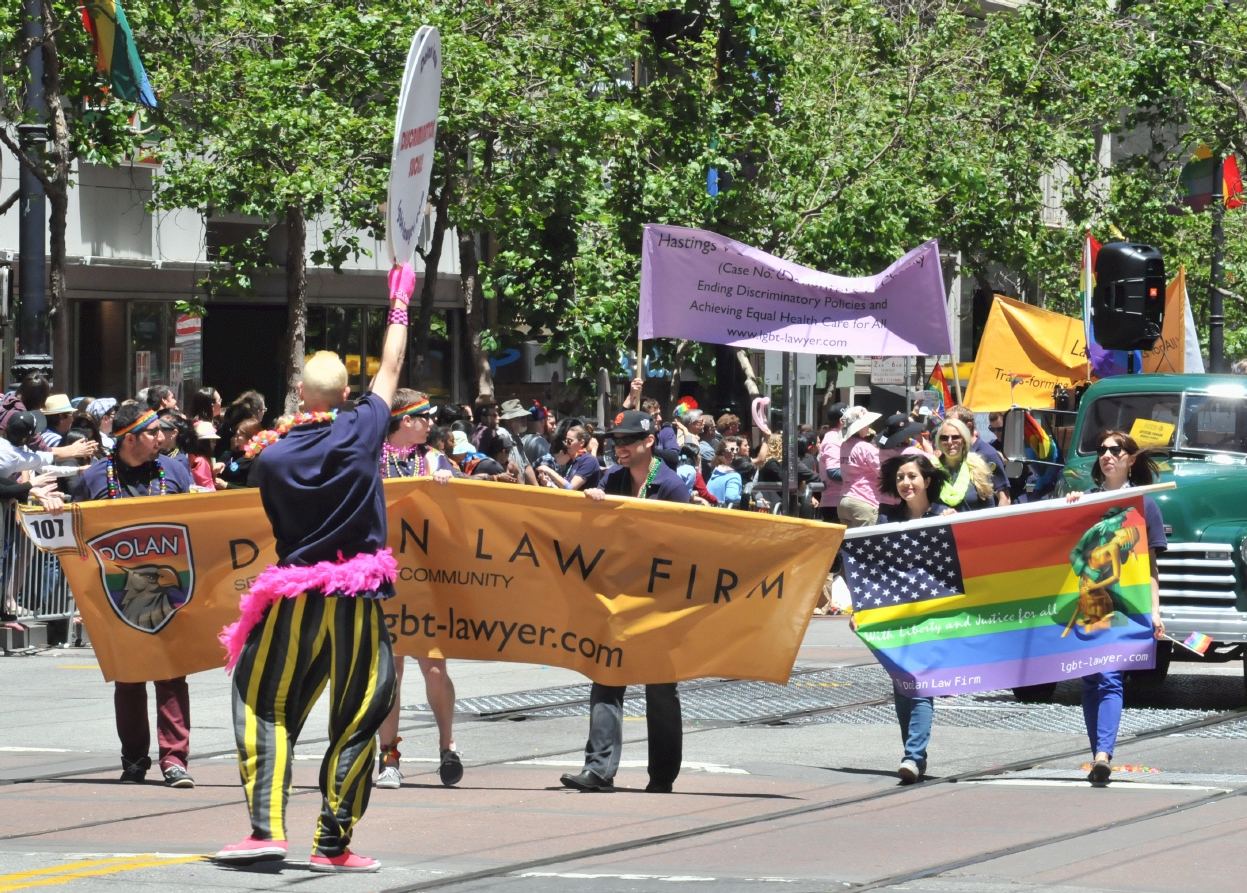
top-left (1067, 429), bottom-right (1166, 786)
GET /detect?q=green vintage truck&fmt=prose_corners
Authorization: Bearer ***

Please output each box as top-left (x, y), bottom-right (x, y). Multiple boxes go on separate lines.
top-left (1058, 373), bottom-right (1247, 688)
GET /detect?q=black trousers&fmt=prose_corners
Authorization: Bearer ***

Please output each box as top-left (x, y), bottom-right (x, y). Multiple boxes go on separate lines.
top-left (582, 683), bottom-right (682, 788)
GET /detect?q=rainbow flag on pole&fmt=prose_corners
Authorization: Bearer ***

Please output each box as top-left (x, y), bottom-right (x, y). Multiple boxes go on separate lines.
top-left (81, 0), bottom-right (157, 107)
top-left (845, 490), bottom-right (1160, 696)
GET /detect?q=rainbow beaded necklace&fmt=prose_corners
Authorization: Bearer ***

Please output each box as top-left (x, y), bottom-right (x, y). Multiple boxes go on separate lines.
top-left (106, 451), bottom-right (167, 499)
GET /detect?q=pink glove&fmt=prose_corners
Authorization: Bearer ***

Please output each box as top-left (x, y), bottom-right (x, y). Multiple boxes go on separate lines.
top-left (388, 262), bottom-right (416, 306)
top-left (752, 396), bottom-right (771, 436)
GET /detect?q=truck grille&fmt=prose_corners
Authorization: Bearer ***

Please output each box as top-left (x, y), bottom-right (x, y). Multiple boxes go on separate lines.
top-left (1157, 543), bottom-right (1238, 605)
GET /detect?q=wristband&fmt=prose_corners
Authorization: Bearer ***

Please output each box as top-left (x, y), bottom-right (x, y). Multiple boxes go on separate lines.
top-left (387, 306), bottom-right (409, 326)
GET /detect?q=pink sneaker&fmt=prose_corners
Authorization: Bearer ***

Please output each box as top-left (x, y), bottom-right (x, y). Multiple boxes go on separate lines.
top-left (215, 837), bottom-right (288, 863)
top-left (309, 850), bottom-right (380, 873)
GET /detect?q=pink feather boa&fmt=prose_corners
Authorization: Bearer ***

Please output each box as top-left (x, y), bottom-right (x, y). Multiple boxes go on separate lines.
top-left (219, 548), bottom-right (398, 673)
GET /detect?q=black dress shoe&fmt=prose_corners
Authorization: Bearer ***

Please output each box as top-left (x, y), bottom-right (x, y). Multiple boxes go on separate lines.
top-left (559, 770), bottom-right (614, 792)
top-left (645, 781), bottom-right (673, 793)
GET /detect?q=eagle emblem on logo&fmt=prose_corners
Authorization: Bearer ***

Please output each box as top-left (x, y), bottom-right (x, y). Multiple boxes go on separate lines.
top-left (89, 524), bottom-right (194, 633)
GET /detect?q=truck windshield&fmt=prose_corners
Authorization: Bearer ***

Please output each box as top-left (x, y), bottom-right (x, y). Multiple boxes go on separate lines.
top-left (1077, 393), bottom-right (1181, 453)
top-left (1179, 395), bottom-right (1247, 454)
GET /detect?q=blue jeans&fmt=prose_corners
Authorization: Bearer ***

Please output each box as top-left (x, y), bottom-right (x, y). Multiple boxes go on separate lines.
top-left (1081, 671), bottom-right (1124, 757)
top-left (894, 692), bottom-right (933, 772)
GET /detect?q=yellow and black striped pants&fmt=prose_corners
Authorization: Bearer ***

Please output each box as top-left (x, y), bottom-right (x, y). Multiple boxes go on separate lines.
top-left (231, 591), bottom-right (395, 857)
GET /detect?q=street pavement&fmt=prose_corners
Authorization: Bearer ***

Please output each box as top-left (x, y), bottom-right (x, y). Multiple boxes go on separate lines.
top-left (1, 617), bottom-right (1245, 893)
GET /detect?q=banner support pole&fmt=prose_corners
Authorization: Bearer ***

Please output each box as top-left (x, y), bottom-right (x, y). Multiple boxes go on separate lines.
top-left (950, 354), bottom-right (964, 406)
top-left (783, 351), bottom-right (798, 516)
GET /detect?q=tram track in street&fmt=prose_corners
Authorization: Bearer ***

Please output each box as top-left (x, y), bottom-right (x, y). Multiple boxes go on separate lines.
top-left (6, 667), bottom-right (1244, 890)
top-left (371, 703), bottom-right (1247, 893)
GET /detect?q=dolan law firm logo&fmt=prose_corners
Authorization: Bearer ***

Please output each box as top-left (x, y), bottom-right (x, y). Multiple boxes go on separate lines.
top-left (89, 524), bottom-right (195, 633)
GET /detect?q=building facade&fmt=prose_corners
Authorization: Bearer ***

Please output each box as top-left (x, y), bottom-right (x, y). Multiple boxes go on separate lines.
top-left (0, 150), bottom-right (463, 413)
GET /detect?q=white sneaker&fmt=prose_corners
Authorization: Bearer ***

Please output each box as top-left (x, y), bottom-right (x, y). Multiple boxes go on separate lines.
top-left (898, 760), bottom-right (920, 784)
top-left (375, 765), bottom-right (402, 789)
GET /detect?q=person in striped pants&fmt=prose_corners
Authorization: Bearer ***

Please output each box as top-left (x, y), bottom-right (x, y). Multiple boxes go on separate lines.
top-left (214, 263), bottom-right (416, 874)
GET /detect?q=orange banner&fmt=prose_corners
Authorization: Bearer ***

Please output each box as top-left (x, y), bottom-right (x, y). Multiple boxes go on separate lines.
top-left (23, 480), bottom-right (842, 685)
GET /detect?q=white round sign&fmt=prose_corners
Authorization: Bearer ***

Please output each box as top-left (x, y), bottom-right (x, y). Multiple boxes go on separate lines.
top-left (387, 25), bottom-right (441, 267)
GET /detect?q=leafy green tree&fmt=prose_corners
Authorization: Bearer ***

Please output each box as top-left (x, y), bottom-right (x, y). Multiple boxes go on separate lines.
top-left (143, 0), bottom-right (408, 411)
top-left (1, 0), bottom-right (149, 379)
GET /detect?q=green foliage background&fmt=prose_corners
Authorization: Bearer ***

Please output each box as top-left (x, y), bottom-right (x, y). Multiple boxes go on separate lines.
top-left (6, 0), bottom-right (1247, 394)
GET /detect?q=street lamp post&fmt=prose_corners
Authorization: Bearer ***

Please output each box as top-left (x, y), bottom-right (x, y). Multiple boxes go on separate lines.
top-left (15, 0), bottom-right (53, 384)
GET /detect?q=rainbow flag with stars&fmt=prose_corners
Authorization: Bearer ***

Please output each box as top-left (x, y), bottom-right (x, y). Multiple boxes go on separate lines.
top-left (845, 489), bottom-right (1161, 696)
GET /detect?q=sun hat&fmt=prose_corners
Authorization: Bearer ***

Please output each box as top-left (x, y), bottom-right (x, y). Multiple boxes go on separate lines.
top-left (876, 413), bottom-right (926, 450)
top-left (499, 399), bottom-right (529, 420)
top-left (193, 420), bottom-right (220, 440)
top-left (450, 430), bottom-right (473, 455)
top-left (43, 394), bottom-right (73, 416)
top-left (842, 405), bottom-right (882, 440)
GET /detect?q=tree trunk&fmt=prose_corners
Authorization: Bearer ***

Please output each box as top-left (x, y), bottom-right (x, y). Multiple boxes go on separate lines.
top-left (411, 149), bottom-right (456, 386)
top-left (459, 230), bottom-right (494, 403)
top-left (667, 339), bottom-right (689, 413)
top-left (41, 0), bottom-right (71, 387)
top-left (283, 204), bottom-right (307, 414)
top-left (735, 347), bottom-right (761, 397)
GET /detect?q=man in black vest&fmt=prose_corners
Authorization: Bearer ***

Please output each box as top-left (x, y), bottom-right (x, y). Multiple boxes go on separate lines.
top-left (560, 410), bottom-right (687, 794)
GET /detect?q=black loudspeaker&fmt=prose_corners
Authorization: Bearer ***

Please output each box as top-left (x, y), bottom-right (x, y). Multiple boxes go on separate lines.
top-left (1092, 243), bottom-right (1165, 351)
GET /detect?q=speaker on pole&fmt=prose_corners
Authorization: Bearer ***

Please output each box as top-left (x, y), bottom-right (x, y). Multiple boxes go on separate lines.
top-left (1091, 242), bottom-right (1165, 352)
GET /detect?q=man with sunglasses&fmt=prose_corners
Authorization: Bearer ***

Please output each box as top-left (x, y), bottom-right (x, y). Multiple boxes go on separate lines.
top-left (72, 401), bottom-right (196, 790)
top-left (560, 410), bottom-right (688, 794)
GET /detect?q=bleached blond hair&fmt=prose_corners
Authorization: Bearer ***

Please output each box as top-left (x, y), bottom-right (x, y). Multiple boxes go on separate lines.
top-left (302, 351), bottom-right (349, 407)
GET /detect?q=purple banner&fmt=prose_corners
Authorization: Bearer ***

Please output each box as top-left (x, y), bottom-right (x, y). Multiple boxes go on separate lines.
top-left (639, 225), bottom-right (954, 356)
top-left (884, 641), bottom-right (1156, 698)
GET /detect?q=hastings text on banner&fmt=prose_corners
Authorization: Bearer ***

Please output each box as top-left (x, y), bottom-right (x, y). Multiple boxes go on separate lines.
top-left (639, 224), bottom-right (954, 356)
top-left (21, 480), bottom-right (842, 685)
top-left (843, 486), bottom-right (1171, 697)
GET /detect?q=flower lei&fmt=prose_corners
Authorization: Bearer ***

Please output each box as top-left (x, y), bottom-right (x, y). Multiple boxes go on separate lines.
top-left (244, 411), bottom-right (337, 459)
top-left (382, 443), bottom-right (429, 478)
top-left (107, 451), bottom-right (166, 499)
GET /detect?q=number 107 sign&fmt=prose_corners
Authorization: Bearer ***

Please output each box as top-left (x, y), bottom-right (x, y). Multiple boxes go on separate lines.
top-left (19, 508), bottom-right (82, 556)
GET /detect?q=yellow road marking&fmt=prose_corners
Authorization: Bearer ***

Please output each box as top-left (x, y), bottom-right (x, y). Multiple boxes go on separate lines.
top-left (0, 857), bottom-right (140, 883)
top-left (0, 855), bottom-right (202, 892)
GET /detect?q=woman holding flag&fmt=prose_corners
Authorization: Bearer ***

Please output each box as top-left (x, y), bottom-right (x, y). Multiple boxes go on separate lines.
top-left (852, 453), bottom-right (956, 783)
top-left (1067, 430), bottom-right (1166, 786)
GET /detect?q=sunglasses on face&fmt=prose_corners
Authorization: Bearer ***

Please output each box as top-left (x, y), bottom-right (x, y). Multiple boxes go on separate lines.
top-left (1097, 444), bottom-right (1128, 457)
top-left (938, 434), bottom-right (963, 443)
top-left (614, 435), bottom-right (644, 446)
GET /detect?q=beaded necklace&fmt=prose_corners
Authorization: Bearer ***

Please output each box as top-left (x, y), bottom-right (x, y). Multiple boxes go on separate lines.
top-left (244, 411), bottom-right (337, 459)
top-left (639, 457), bottom-right (661, 497)
top-left (382, 443), bottom-right (429, 479)
top-left (106, 451), bottom-right (167, 499)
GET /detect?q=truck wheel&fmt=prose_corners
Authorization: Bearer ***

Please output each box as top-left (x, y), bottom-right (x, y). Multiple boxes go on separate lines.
top-left (1131, 640), bottom-right (1172, 688)
top-left (1012, 683), bottom-right (1057, 703)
